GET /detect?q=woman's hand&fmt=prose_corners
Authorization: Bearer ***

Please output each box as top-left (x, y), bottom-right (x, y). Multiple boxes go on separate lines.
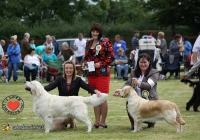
top-left (132, 78), bottom-right (141, 87)
top-left (181, 74), bottom-right (189, 80)
top-left (113, 89), bottom-right (122, 96)
top-left (94, 63), bottom-right (100, 68)
top-left (28, 63), bottom-right (32, 66)
top-left (94, 89), bottom-right (101, 97)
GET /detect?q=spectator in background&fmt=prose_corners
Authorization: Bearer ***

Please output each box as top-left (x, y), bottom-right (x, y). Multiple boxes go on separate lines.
top-left (115, 47), bottom-right (129, 80)
top-left (23, 48), bottom-right (42, 82)
top-left (57, 42), bottom-right (75, 63)
top-left (21, 33), bottom-right (31, 60)
top-left (168, 34), bottom-right (182, 79)
top-left (73, 33), bottom-right (86, 64)
top-left (51, 36), bottom-right (60, 56)
top-left (44, 35), bottom-right (54, 53)
top-left (29, 38), bottom-right (36, 49)
top-left (182, 35), bottom-right (192, 72)
top-left (0, 40), bottom-right (5, 56)
top-left (35, 45), bottom-right (45, 56)
top-left (42, 46), bottom-right (57, 67)
top-left (132, 30), bottom-right (140, 50)
top-left (156, 32), bottom-right (167, 57)
top-left (148, 30), bottom-right (156, 42)
top-left (113, 34), bottom-right (127, 56)
top-left (7, 35), bottom-right (21, 82)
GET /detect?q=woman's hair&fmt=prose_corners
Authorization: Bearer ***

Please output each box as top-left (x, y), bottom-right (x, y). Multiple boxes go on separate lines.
top-left (134, 53), bottom-right (152, 78)
top-left (148, 31), bottom-right (154, 36)
top-left (45, 46), bottom-right (52, 52)
top-left (46, 35), bottom-right (52, 41)
top-left (0, 55), bottom-right (2, 60)
top-left (174, 34), bottom-right (181, 39)
top-left (183, 35), bottom-right (188, 41)
top-left (158, 32), bottom-right (164, 38)
top-left (62, 42), bottom-right (69, 47)
top-left (115, 34), bottom-right (121, 39)
top-left (27, 48), bottom-right (35, 54)
top-left (62, 60), bottom-right (77, 81)
top-left (29, 38), bottom-right (34, 42)
top-left (89, 23), bottom-right (103, 40)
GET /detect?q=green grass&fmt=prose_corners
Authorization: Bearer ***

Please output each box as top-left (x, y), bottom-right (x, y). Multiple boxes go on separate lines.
top-left (0, 73), bottom-right (200, 140)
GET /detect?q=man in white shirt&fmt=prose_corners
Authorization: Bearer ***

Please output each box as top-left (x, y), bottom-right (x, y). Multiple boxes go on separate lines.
top-left (73, 33), bottom-right (86, 64)
top-left (192, 33), bottom-right (200, 64)
top-left (0, 40), bottom-right (5, 56)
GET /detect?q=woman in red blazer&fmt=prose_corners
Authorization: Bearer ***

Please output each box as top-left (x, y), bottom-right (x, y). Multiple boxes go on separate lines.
top-left (84, 23), bottom-right (115, 128)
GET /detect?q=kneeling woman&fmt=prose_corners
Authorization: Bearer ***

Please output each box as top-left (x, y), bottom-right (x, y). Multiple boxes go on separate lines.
top-left (114, 53), bottom-right (159, 129)
top-left (44, 60), bottom-right (101, 129)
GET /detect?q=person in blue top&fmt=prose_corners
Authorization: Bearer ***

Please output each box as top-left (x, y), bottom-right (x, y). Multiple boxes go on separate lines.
top-left (113, 35), bottom-right (126, 56)
top-left (29, 38), bottom-right (36, 49)
top-left (42, 45), bottom-right (57, 67)
top-left (115, 47), bottom-right (129, 80)
top-left (7, 35), bottom-right (21, 82)
top-left (182, 35), bottom-right (192, 72)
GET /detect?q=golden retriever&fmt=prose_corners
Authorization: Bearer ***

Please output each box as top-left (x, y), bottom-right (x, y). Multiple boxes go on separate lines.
top-left (25, 81), bottom-right (108, 133)
top-left (120, 86), bottom-right (185, 132)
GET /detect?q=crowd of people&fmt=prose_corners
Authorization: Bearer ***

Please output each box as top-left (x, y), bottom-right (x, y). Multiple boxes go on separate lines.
top-left (0, 23), bottom-right (200, 131)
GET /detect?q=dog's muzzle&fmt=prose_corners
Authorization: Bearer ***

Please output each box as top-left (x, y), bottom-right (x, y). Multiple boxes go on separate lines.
top-left (25, 87), bottom-right (31, 91)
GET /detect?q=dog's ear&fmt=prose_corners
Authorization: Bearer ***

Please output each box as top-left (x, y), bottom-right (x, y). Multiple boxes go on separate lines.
top-left (30, 81), bottom-right (43, 97)
top-left (124, 86), bottom-right (131, 97)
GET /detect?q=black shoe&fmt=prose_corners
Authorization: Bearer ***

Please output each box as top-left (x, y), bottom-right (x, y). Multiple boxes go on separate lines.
top-left (186, 103), bottom-right (190, 111)
top-left (123, 77), bottom-right (128, 81)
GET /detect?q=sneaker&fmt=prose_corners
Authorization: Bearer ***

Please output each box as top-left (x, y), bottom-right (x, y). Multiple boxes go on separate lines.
top-left (4, 79), bottom-right (8, 83)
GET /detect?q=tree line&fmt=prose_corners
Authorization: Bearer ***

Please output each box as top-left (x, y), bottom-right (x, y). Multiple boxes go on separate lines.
top-left (0, 0), bottom-right (199, 41)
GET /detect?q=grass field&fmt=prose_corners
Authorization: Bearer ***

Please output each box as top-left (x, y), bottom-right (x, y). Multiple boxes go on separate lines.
top-left (0, 73), bottom-right (200, 140)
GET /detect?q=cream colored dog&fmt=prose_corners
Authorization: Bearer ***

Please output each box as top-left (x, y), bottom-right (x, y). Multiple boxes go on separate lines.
top-left (120, 86), bottom-right (185, 132)
top-left (25, 81), bottom-right (108, 133)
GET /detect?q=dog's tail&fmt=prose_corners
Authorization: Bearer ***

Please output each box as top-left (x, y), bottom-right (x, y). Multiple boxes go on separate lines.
top-left (83, 93), bottom-right (108, 107)
top-left (173, 103), bottom-right (185, 125)
top-left (181, 79), bottom-right (199, 87)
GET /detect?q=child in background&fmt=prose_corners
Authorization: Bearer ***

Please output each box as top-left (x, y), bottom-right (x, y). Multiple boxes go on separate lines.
top-left (0, 55), bottom-right (8, 83)
top-left (30, 38), bottom-right (36, 49)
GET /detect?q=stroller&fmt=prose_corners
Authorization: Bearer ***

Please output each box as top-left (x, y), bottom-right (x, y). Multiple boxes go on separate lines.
top-left (134, 37), bottom-right (162, 72)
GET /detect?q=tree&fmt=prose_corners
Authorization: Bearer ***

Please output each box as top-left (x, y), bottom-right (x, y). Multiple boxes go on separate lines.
top-left (144, 0), bottom-right (200, 36)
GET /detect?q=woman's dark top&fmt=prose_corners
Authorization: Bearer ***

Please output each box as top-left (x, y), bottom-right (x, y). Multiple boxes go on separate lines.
top-left (44, 76), bottom-right (96, 96)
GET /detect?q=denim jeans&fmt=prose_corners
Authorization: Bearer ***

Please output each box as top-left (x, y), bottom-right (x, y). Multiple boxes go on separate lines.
top-left (8, 62), bottom-right (19, 81)
top-left (116, 64), bottom-right (129, 78)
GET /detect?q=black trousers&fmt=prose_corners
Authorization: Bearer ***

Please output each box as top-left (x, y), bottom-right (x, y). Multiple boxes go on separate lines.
top-left (24, 67), bottom-right (38, 81)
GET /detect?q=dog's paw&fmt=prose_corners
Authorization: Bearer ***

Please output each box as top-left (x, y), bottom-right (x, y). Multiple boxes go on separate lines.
top-left (132, 130), bottom-right (138, 132)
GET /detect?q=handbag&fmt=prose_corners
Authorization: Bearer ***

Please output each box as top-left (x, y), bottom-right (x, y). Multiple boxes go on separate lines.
top-left (24, 63), bottom-right (37, 70)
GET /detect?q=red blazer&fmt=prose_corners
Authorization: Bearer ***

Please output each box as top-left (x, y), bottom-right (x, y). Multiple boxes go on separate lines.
top-left (84, 38), bottom-right (115, 76)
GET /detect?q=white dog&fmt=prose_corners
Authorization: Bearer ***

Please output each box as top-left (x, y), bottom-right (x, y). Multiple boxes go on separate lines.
top-left (119, 86), bottom-right (185, 132)
top-left (25, 81), bottom-right (108, 133)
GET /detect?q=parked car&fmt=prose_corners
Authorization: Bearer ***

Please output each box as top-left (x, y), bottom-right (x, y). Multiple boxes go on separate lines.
top-left (56, 38), bottom-right (89, 52)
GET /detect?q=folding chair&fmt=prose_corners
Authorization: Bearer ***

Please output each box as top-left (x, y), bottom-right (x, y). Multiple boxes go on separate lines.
top-left (47, 59), bottom-right (63, 81)
top-left (0, 59), bottom-right (8, 82)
